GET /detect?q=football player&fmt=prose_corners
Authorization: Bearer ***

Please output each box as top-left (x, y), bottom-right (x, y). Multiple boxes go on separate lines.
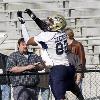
top-left (17, 10), bottom-right (84, 100)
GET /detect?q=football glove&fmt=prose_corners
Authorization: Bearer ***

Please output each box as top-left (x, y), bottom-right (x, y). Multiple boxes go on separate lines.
top-left (24, 9), bottom-right (37, 20)
top-left (17, 11), bottom-right (25, 24)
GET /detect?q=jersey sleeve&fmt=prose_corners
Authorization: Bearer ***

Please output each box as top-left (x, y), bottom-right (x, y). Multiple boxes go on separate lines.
top-left (21, 24), bottom-right (29, 43)
top-left (34, 18), bottom-right (48, 31)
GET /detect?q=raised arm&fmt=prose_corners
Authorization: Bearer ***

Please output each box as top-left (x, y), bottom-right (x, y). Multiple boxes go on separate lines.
top-left (24, 9), bottom-right (48, 31)
top-left (17, 11), bottom-right (37, 46)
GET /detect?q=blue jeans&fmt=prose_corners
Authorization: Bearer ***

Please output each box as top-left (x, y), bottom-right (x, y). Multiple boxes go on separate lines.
top-left (1, 85), bottom-right (11, 100)
top-left (38, 87), bottom-right (50, 100)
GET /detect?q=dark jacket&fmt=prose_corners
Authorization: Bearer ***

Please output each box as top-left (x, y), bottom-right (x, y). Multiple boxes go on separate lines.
top-left (0, 53), bottom-right (8, 84)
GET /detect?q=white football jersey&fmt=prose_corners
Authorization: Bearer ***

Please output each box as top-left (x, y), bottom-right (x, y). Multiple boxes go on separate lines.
top-left (34, 31), bottom-right (69, 66)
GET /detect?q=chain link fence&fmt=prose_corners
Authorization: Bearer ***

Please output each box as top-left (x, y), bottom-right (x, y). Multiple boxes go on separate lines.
top-left (65, 68), bottom-right (100, 100)
top-left (0, 68), bottom-right (100, 100)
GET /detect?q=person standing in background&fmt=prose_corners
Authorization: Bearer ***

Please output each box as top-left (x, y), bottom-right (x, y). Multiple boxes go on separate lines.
top-left (65, 28), bottom-right (86, 92)
top-left (0, 53), bottom-right (11, 100)
top-left (6, 38), bottom-right (45, 100)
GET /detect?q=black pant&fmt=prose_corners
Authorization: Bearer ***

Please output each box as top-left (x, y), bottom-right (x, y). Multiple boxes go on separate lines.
top-left (49, 65), bottom-right (76, 100)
